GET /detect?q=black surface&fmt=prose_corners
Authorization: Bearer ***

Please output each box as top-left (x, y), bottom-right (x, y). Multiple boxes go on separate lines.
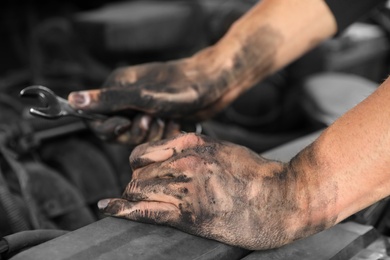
top-left (11, 217), bottom-right (249, 260)
top-left (325, 0), bottom-right (384, 33)
top-left (10, 218), bottom-right (380, 260)
top-left (242, 222), bottom-right (379, 260)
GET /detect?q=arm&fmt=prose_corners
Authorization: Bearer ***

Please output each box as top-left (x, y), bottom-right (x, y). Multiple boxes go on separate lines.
top-left (302, 76), bottom-right (390, 224)
top-left (68, 0), bottom-right (337, 143)
top-left (98, 77), bottom-right (390, 250)
top-left (183, 0), bottom-right (338, 118)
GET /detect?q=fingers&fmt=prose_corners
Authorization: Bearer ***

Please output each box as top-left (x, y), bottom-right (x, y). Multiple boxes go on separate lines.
top-left (120, 117), bottom-right (180, 144)
top-left (68, 86), bottom-right (199, 117)
top-left (164, 120), bottom-right (181, 138)
top-left (146, 118), bottom-right (165, 142)
top-left (68, 88), bottom-right (147, 114)
top-left (129, 133), bottom-right (205, 169)
top-left (88, 115), bottom-right (150, 144)
top-left (89, 116), bottom-right (131, 141)
top-left (99, 165), bottom-right (194, 224)
top-left (121, 178), bottom-right (191, 205)
top-left (88, 114), bottom-right (176, 145)
top-left (124, 115), bottom-right (153, 144)
top-left (98, 198), bottom-right (180, 225)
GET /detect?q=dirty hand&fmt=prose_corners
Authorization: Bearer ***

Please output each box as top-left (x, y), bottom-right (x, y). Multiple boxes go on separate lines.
top-left (97, 133), bottom-right (328, 250)
top-left (67, 41), bottom-right (257, 144)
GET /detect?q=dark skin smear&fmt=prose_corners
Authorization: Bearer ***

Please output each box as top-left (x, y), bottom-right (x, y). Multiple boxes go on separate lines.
top-left (88, 114), bottom-right (180, 144)
top-left (65, 0), bottom-right (344, 250)
top-left (68, 25), bottom-right (281, 145)
top-left (98, 133), bottom-right (337, 250)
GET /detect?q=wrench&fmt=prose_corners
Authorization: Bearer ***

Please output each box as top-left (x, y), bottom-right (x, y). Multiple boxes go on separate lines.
top-left (20, 85), bottom-right (107, 120)
top-left (20, 85), bottom-right (202, 134)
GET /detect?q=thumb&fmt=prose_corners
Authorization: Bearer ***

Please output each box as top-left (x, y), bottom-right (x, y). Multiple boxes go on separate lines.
top-left (98, 198), bottom-right (181, 225)
top-left (68, 87), bottom-right (148, 114)
top-left (68, 89), bottom-right (100, 111)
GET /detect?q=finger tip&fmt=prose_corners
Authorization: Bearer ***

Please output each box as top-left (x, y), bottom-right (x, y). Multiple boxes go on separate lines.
top-left (68, 91), bottom-right (91, 108)
top-left (98, 198), bottom-right (111, 210)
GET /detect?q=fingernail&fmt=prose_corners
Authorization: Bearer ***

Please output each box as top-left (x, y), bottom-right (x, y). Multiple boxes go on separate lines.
top-left (140, 115), bottom-right (152, 130)
top-left (98, 199), bottom-right (110, 210)
top-left (70, 92), bottom-right (90, 107)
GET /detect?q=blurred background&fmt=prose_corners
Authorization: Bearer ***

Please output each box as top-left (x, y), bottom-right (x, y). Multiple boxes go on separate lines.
top-left (0, 0), bottom-right (390, 256)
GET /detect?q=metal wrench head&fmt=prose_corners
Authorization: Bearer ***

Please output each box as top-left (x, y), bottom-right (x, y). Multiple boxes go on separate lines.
top-left (20, 85), bottom-right (108, 120)
top-left (20, 85), bottom-right (68, 119)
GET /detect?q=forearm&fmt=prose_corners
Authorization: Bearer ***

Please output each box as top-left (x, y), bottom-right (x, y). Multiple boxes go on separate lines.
top-left (289, 76), bottom-right (390, 238)
top-left (192, 0), bottom-right (337, 93)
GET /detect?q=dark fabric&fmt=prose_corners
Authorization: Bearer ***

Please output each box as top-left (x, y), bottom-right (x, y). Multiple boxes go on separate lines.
top-left (325, 0), bottom-right (386, 33)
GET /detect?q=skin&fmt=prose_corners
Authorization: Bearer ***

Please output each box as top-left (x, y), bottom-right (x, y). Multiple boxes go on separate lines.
top-left (98, 133), bottom-right (337, 250)
top-left (69, 0), bottom-right (336, 144)
top-left (66, 0), bottom-right (390, 250)
top-left (88, 114), bottom-right (180, 144)
top-left (99, 77), bottom-right (390, 250)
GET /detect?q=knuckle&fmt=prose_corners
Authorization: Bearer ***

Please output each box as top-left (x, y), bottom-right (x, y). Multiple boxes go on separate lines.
top-left (105, 67), bottom-right (137, 87)
top-left (129, 143), bottom-right (148, 163)
top-left (181, 132), bottom-right (202, 144)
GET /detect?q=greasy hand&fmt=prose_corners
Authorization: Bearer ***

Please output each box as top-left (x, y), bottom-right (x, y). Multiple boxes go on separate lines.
top-left (67, 54), bottom-right (235, 143)
top-left (68, 51), bottom-right (240, 118)
top-left (98, 133), bottom-right (316, 250)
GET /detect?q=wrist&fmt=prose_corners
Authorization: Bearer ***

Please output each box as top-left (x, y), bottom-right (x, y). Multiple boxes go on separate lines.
top-left (249, 160), bottom-right (324, 248)
top-left (190, 24), bottom-right (280, 96)
top-left (283, 144), bottom-right (339, 242)
top-left (194, 0), bottom-right (337, 88)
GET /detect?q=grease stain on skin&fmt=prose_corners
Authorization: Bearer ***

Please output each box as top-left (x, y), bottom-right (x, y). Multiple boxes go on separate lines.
top-left (193, 145), bottom-right (217, 156)
top-left (97, 24), bottom-right (283, 119)
top-left (288, 142), bottom-right (338, 241)
top-left (130, 157), bottom-right (154, 170)
top-left (180, 187), bottom-right (189, 194)
top-left (227, 25), bottom-right (282, 92)
top-left (124, 192), bottom-right (148, 201)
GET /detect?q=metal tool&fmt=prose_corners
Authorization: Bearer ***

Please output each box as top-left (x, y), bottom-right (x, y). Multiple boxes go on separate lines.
top-left (20, 85), bottom-right (107, 120)
top-left (20, 85), bottom-right (203, 134)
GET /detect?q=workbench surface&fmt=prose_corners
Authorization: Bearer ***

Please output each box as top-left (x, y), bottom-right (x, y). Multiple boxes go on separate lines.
top-left (11, 217), bottom-right (385, 260)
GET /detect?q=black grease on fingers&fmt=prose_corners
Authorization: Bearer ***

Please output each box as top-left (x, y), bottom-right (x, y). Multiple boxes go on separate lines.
top-left (130, 157), bottom-right (155, 170)
top-left (90, 116), bottom-right (131, 140)
top-left (101, 199), bottom-right (131, 215)
top-left (180, 187), bottom-right (189, 194)
top-left (232, 26), bottom-right (281, 84)
top-left (100, 63), bottom-right (204, 117)
top-left (131, 209), bottom-right (174, 225)
top-left (174, 175), bottom-right (192, 183)
top-left (123, 192), bottom-right (148, 202)
top-left (193, 145), bottom-right (217, 157)
top-left (147, 119), bottom-right (165, 142)
top-left (123, 176), bottom-right (192, 201)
